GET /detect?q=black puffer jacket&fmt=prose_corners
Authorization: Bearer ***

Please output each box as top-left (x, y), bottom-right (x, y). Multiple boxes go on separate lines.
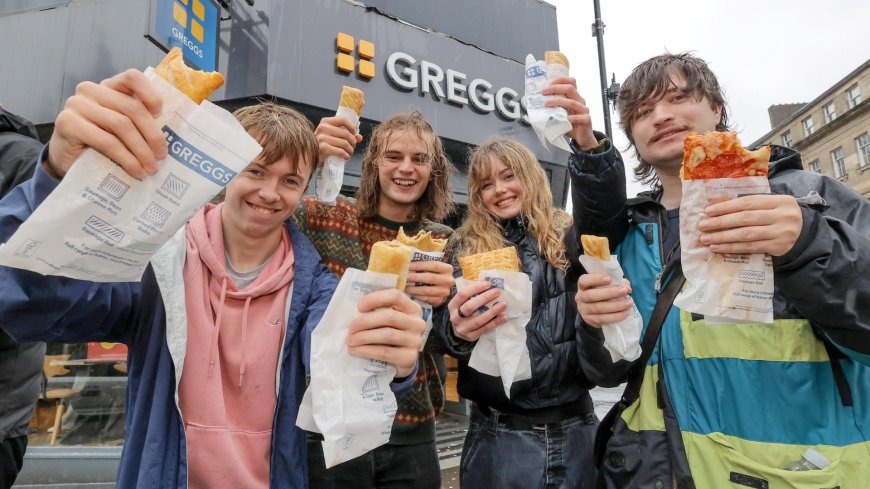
top-left (440, 216), bottom-right (612, 416)
top-left (0, 107), bottom-right (45, 441)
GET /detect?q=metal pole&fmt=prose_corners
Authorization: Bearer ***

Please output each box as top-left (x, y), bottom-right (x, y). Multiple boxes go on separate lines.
top-left (592, 0), bottom-right (612, 140)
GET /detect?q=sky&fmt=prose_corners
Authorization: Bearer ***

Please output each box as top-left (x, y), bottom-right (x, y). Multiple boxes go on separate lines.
top-left (546, 0), bottom-right (870, 197)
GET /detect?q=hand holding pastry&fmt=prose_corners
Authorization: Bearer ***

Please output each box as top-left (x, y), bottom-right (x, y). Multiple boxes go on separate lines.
top-left (542, 76), bottom-right (598, 150)
top-left (448, 281), bottom-right (507, 341)
top-left (47, 69), bottom-right (167, 180)
top-left (405, 260), bottom-right (455, 307)
top-left (347, 288), bottom-right (425, 378)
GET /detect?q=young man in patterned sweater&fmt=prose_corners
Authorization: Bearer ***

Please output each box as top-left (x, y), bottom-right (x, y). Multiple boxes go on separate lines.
top-left (294, 111), bottom-right (456, 488)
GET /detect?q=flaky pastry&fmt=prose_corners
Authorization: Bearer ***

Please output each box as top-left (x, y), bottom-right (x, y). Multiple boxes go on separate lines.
top-left (681, 131), bottom-right (770, 180)
top-left (396, 227), bottom-right (447, 253)
top-left (545, 51), bottom-right (569, 68)
top-left (338, 86), bottom-right (365, 116)
top-left (581, 235), bottom-right (610, 261)
top-left (154, 47), bottom-right (224, 104)
top-left (459, 246), bottom-right (520, 281)
top-left (367, 241), bottom-right (413, 289)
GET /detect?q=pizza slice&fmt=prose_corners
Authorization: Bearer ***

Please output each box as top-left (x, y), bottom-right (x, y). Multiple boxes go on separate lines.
top-left (681, 131), bottom-right (771, 180)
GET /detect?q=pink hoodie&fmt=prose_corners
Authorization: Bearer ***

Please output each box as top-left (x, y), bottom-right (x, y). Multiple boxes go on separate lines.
top-left (178, 204), bottom-right (295, 489)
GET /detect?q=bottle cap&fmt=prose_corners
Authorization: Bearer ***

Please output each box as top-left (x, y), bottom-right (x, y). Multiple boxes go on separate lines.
top-left (802, 448), bottom-right (830, 469)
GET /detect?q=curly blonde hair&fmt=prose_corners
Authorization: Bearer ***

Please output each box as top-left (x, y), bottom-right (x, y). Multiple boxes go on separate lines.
top-left (454, 137), bottom-right (571, 270)
top-left (355, 112), bottom-right (455, 221)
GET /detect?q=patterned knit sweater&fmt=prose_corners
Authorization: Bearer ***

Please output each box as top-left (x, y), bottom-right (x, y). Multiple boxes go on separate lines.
top-left (293, 195), bottom-right (453, 445)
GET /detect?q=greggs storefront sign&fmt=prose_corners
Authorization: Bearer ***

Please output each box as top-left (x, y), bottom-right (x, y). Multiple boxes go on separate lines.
top-left (385, 52), bottom-right (522, 121)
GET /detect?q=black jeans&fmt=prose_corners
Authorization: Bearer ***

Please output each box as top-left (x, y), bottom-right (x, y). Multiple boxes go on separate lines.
top-left (0, 435), bottom-right (27, 489)
top-left (461, 406), bottom-right (598, 489)
top-left (307, 435), bottom-right (440, 489)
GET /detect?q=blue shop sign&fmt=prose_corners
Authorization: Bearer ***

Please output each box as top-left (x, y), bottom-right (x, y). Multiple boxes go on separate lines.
top-left (153, 0), bottom-right (219, 71)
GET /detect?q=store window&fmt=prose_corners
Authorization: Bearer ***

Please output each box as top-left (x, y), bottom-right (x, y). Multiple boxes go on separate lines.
top-left (857, 133), bottom-right (870, 168)
top-left (831, 147), bottom-right (846, 178)
top-left (823, 101), bottom-right (837, 124)
top-left (29, 342), bottom-right (127, 447)
top-left (802, 116), bottom-right (815, 137)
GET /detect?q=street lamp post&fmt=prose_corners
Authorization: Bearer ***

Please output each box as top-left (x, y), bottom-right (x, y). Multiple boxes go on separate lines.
top-left (592, 0), bottom-right (620, 140)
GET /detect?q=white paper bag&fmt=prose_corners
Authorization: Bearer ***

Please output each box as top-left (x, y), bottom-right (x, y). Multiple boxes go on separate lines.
top-left (674, 176), bottom-right (774, 324)
top-left (456, 269), bottom-right (533, 398)
top-left (405, 247), bottom-right (446, 351)
top-left (578, 255), bottom-right (643, 362)
top-left (521, 54), bottom-right (572, 152)
top-left (315, 106), bottom-right (360, 205)
top-left (0, 68), bottom-right (262, 282)
top-left (296, 268), bottom-right (400, 468)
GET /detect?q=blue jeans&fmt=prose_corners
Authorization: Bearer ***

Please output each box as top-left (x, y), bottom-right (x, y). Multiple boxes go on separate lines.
top-left (307, 435), bottom-right (440, 489)
top-left (460, 406), bottom-right (598, 489)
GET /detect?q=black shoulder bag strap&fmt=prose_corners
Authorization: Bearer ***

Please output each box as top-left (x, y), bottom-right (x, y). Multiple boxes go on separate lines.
top-left (594, 261), bottom-right (685, 469)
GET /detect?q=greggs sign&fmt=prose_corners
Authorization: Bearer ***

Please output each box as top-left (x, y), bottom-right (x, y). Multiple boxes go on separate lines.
top-left (385, 52), bottom-right (523, 121)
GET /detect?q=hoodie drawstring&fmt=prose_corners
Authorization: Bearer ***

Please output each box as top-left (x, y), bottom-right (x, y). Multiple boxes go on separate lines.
top-left (208, 278), bottom-right (229, 377)
top-left (239, 297), bottom-right (251, 387)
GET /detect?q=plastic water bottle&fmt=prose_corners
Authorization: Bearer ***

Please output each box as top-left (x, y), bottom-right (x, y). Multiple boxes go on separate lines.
top-left (784, 448), bottom-right (830, 471)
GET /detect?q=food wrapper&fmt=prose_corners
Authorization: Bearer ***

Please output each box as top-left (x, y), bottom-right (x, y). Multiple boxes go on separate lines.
top-left (315, 88), bottom-right (363, 205)
top-left (404, 246), bottom-right (446, 351)
top-left (0, 68), bottom-right (261, 282)
top-left (296, 268), bottom-right (399, 468)
top-left (521, 54), bottom-right (572, 152)
top-left (456, 269), bottom-right (533, 398)
top-left (578, 255), bottom-right (643, 362)
top-left (673, 177), bottom-right (774, 323)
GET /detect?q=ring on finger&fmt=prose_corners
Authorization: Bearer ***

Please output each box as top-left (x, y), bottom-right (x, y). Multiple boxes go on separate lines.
top-left (457, 306), bottom-right (469, 319)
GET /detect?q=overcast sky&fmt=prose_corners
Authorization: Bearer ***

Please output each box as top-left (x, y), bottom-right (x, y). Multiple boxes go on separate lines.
top-left (546, 0), bottom-right (870, 197)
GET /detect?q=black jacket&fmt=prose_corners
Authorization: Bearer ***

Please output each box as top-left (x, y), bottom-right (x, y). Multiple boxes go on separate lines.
top-left (0, 107), bottom-right (45, 441)
top-left (440, 215), bottom-right (611, 417)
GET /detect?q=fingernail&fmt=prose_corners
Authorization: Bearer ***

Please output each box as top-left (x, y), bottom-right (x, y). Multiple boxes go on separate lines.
top-left (699, 234), bottom-right (710, 245)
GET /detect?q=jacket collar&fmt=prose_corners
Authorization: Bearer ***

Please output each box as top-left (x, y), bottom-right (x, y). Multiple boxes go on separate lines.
top-left (499, 214), bottom-right (528, 243)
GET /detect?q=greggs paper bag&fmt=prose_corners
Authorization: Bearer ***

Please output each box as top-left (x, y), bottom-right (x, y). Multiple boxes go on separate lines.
top-left (0, 68), bottom-right (261, 282)
top-left (456, 269), bottom-right (533, 398)
top-left (674, 176), bottom-right (774, 324)
top-left (296, 268), bottom-right (399, 468)
top-left (578, 255), bottom-right (643, 362)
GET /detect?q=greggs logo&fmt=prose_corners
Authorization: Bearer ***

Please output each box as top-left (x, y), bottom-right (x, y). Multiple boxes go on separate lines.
top-left (171, 0), bottom-right (207, 58)
top-left (336, 32), bottom-right (375, 80)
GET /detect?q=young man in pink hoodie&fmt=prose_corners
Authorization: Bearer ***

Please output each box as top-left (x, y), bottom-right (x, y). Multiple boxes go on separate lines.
top-left (0, 69), bottom-right (425, 489)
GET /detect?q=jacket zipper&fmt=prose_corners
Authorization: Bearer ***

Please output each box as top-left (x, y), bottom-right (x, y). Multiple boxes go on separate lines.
top-left (654, 209), bottom-right (680, 294)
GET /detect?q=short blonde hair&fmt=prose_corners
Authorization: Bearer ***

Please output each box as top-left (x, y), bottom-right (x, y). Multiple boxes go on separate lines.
top-left (355, 112), bottom-right (455, 221)
top-left (233, 102), bottom-right (319, 178)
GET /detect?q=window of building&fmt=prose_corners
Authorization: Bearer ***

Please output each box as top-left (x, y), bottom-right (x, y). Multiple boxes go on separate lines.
top-left (823, 102), bottom-right (837, 124)
top-left (847, 83), bottom-right (862, 109)
top-left (808, 159), bottom-right (821, 173)
top-left (781, 130), bottom-right (793, 148)
top-left (857, 132), bottom-right (870, 168)
top-left (831, 147), bottom-right (846, 178)
top-left (803, 116), bottom-right (815, 137)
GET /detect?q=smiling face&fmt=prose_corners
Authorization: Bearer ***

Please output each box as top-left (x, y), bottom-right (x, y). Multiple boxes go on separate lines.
top-left (479, 156), bottom-right (525, 220)
top-left (629, 80), bottom-right (723, 176)
top-left (222, 155), bottom-right (312, 243)
top-left (376, 128), bottom-right (433, 221)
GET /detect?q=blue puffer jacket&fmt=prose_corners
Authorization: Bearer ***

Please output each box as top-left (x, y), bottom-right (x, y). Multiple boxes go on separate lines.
top-left (0, 162), bottom-right (411, 488)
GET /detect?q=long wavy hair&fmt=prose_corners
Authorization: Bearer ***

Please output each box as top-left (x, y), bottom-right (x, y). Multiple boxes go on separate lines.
top-left (355, 112), bottom-right (455, 221)
top-left (453, 137), bottom-right (571, 271)
top-left (617, 52), bottom-right (729, 189)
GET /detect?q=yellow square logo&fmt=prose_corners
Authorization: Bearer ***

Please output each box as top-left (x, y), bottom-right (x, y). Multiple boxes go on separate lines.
top-left (335, 33), bottom-right (375, 80)
top-left (173, 1), bottom-right (188, 27)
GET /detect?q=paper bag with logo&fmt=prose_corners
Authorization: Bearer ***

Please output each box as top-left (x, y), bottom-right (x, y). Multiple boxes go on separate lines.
top-left (578, 235), bottom-right (643, 362)
top-left (673, 131), bottom-right (774, 324)
top-left (522, 51), bottom-right (572, 152)
top-left (395, 227), bottom-right (448, 350)
top-left (0, 49), bottom-right (261, 282)
top-left (457, 247), bottom-right (533, 398)
top-left (296, 268), bottom-right (401, 468)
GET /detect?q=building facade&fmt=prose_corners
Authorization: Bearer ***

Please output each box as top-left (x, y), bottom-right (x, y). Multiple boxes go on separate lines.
top-left (751, 60), bottom-right (870, 198)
